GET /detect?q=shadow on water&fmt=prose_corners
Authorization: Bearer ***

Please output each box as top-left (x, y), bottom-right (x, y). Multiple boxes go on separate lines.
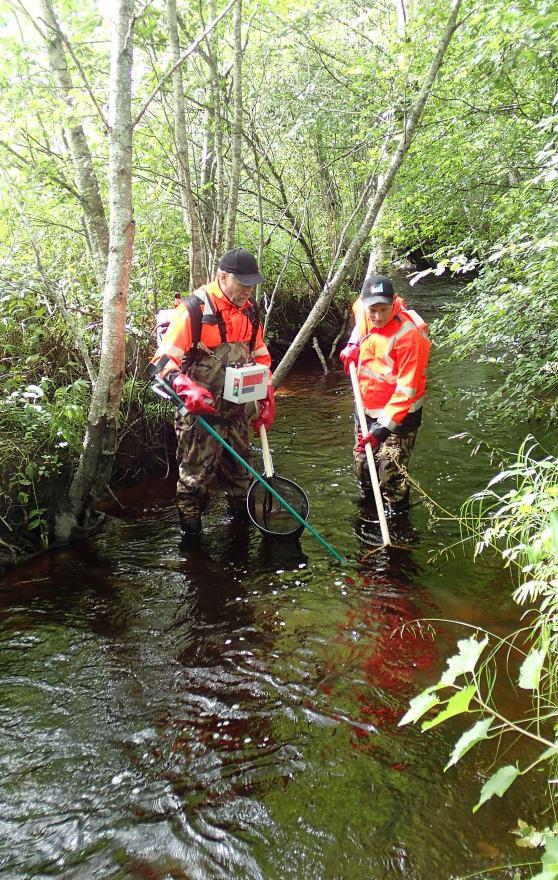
top-left (0, 276), bottom-right (548, 879)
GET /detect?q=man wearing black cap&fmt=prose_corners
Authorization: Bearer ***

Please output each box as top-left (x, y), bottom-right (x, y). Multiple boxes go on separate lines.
top-left (150, 247), bottom-right (274, 537)
top-left (339, 274), bottom-right (431, 513)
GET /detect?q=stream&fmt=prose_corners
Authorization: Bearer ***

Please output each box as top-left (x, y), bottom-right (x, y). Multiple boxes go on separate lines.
top-left (0, 277), bottom-right (546, 879)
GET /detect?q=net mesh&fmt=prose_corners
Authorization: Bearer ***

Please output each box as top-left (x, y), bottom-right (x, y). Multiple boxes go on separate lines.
top-left (247, 475), bottom-right (309, 539)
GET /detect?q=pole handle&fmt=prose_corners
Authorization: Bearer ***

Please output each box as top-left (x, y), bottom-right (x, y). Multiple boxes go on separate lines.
top-left (348, 362), bottom-right (391, 546)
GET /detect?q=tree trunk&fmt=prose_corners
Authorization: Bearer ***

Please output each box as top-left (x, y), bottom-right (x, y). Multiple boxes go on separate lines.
top-left (272, 0), bottom-right (463, 388)
top-left (55, 0), bottom-right (135, 543)
top-left (166, 0), bottom-right (205, 289)
top-left (315, 128), bottom-right (339, 257)
top-left (225, 0), bottom-right (243, 249)
top-left (208, 0), bottom-right (224, 271)
top-left (200, 107), bottom-right (215, 275)
top-left (39, 0), bottom-right (109, 287)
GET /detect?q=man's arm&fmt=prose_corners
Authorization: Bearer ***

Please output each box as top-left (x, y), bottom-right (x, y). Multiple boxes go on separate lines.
top-left (252, 321), bottom-right (272, 370)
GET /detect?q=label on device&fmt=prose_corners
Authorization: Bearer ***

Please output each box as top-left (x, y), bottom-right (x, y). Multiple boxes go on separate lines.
top-left (223, 364), bottom-right (268, 404)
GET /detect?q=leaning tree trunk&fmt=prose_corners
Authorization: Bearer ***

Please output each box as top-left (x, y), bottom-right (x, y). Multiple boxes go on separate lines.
top-left (166, 0), bottom-right (205, 289)
top-left (272, 0), bottom-right (463, 388)
top-left (39, 0), bottom-right (109, 286)
top-left (224, 0), bottom-right (243, 249)
top-left (55, 0), bottom-right (135, 543)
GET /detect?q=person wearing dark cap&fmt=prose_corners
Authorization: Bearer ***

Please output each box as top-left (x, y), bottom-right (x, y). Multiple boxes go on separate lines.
top-left (150, 247), bottom-right (274, 537)
top-left (339, 274), bottom-right (431, 513)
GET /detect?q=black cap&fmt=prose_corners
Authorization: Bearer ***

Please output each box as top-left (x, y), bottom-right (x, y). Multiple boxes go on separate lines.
top-left (218, 247), bottom-right (265, 286)
top-left (361, 274), bottom-right (394, 306)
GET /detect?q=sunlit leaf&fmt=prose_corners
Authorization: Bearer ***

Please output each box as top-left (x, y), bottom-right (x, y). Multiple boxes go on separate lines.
top-left (518, 648), bottom-right (546, 690)
top-left (445, 716), bottom-right (494, 770)
top-left (422, 685), bottom-right (476, 731)
top-left (530, 836), bottom-right (558, 880)
top-left (473, 765), bottom-right (520, 813)
top-left (398, 689), bottom-right (440, 726)
top-left (441, 636), bottom-right (489, 686)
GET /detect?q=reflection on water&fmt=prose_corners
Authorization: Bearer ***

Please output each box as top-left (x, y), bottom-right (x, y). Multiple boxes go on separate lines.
top-left (0, 278), bottom-right (546, 879)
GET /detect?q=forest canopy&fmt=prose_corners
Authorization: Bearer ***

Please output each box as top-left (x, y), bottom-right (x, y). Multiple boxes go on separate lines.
top-left (0, 0), bottom-right (557, 557)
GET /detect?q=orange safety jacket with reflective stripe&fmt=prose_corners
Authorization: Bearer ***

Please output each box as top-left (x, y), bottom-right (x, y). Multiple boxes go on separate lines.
top-left (152, 279), bottom-right (271, 375)
top-left (353, 295), bottom-right (430, 433)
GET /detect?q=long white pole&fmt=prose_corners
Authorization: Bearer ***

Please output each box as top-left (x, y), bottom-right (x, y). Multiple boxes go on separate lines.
top-left (259, 425), bottom-right (274, 478)
top-left (349, 362), bottom-right (391, 546)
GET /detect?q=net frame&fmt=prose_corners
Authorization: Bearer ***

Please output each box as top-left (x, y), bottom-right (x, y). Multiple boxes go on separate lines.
top-left (246, 473), bottom-right (309, 540)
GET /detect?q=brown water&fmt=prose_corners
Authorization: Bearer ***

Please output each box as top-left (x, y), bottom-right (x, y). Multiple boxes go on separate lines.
top-left (0, 279), bottom-right (546, 879)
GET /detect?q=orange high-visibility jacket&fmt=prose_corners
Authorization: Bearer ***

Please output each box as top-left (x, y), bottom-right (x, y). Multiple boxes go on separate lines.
top-left (152, 280), bottom-right (271, 375)
top-left (353, 295), bottom-right (430, 433)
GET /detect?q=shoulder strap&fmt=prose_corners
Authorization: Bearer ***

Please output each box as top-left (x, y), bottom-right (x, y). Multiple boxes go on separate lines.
top-left (198, 287), bottom-right (227, 344)
top-left (180, 292), bottom-right (205, 372)
top-left (184, 293), bottom-right (204, 347)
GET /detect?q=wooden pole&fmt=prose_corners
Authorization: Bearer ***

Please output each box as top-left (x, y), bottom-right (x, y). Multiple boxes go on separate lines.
top-left (349, 362), bottom-right (391, 546)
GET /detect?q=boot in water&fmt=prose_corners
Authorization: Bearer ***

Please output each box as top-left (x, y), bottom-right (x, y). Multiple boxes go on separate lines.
top-left (179, 514), bottom-right (202, 538)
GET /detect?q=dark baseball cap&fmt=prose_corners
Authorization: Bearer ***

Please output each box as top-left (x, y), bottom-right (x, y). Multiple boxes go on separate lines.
top-left (361, 274), bottom-right (394, 306)
top-left (218, 247), bottom-right (265, 286)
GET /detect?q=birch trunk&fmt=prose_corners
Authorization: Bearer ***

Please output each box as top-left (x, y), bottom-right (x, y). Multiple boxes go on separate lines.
top-left (39, 0), bottom-right (109, 286)
top-left (208, 0), bottom-right (225, 271)
top-left (272, 0), bottom-right (463, 388)
top-left (55, 0), bottom-right (135, 542)
top-left (200, 108), bottom-right (215, 276)
top-left (224, 0), bottom-right (243, 249)
top-left (166, 0), bottom-right (205, 289)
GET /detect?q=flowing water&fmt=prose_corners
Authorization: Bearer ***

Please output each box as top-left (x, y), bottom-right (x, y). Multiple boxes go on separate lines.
top-left (0, 278), bottom-right (547, 879)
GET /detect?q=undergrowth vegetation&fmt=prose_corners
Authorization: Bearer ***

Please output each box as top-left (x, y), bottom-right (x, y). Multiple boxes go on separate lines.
top-left (402, 441), bottom-right (558, 877)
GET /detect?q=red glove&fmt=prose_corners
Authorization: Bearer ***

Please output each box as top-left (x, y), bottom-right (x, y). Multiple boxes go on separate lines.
top-left (339, 343), bottom-right (360, 374)
top-left (251, 384), bottom-right (275, 434)
top-left (354, 430), bottom-right (380, 455)
top-left (172, 373), bottom-right (216, 415)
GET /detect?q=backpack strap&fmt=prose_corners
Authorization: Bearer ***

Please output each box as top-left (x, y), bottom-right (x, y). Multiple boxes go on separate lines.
top-left (180, 291), bottom-right (204, 372)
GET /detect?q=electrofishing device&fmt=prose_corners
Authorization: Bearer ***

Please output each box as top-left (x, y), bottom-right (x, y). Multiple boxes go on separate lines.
top-left (222, 363), bottom-right (268, 404)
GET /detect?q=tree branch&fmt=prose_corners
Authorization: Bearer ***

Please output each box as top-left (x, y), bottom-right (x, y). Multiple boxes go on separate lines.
top-left (132, 0), bottom-right (238, 128)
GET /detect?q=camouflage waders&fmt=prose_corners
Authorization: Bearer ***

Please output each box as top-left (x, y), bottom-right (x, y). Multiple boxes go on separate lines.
top-left (354, 417), bottom-right (418, 511)
top-left (175, 341), bottom-right (255, 520)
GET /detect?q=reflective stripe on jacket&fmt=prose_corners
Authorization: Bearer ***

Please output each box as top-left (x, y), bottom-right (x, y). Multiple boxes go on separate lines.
top-left (152, 279), bottom-right (271, 373)
top-left (354, 295), bottom-right (430, 432)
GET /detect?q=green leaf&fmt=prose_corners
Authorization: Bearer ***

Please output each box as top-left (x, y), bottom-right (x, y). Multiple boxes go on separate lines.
top-left (530, 836), bottom-right (558, 880)
top-left (445, 716), bottom-right (494, 770)
top-left (514, 820), bottom-right (548, 849)
top-left (519, 648), bottom-right (546, 690)
top-left (398, 689), bottom-right (440, 726)
top-left (473, 765), bottom-right (519, 813)
top-left (422, 685), bottom-right (476, 731)
top-left (441, 636), bottom-right (489, 686)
